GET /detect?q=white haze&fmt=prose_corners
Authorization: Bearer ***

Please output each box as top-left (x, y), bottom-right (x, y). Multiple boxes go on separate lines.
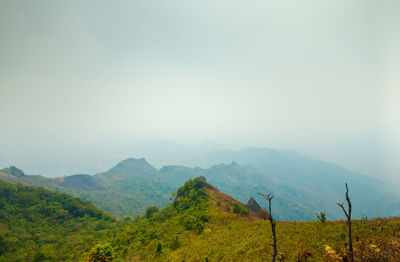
top-left (0, 0), bottom-right (399, 185)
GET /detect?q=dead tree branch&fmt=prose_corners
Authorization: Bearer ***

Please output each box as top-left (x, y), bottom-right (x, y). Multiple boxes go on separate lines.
top-left (336, 183), bottom-right (353, 262)
top-left (258, 192), bottom-right (277, 262)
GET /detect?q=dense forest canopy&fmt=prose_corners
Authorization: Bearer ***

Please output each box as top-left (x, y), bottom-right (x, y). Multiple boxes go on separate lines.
top-left (0, 180), bottom-right (115, 261)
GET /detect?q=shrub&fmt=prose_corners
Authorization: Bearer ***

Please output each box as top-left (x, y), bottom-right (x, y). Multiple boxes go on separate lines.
top-left (170, 236), bottom-right (180, 250)
top-left (88, 243), bottom-right (113, 262)
top-left (232, 202), bottom-right (249, 215)
top-left (296, 245), bottom-right (312, 262)
top-left (0, 235), bottom-right (7, 256)
top-left (180, 214), bottom-right (205, 233)
top-left (33, 252), bottom-right (46, 262)
top-left (225, 202), bottom-right (231, 212)
top-left (155, 242), bottom-right (162, 255)
top-left (316, 212), bottom-right (327, 223)
top-left (145, 206), bottom-right (159, 219)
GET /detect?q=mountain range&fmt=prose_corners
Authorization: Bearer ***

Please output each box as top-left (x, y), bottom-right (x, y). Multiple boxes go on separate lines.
top-left (0, 147), bottom-right (399, 221)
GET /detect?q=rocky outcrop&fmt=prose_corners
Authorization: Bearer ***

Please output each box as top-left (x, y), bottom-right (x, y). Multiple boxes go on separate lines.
top-left (246, 197), bottom-right (262, 213)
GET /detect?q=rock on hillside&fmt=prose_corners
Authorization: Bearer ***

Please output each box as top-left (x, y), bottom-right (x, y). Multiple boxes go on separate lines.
top-left (246, 197), bottom-right (262, 213)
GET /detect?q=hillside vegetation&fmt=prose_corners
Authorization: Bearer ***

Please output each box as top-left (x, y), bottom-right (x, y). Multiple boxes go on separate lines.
top-left (1, 177), bottom-right (399, 261)
top-left (0, 180), bottom-right (116, 261)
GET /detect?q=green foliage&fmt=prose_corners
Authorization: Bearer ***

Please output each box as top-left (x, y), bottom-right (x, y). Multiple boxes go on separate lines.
top-left (145, 206), bottom-right (159, 219)
top-left (231, 201), bottom-right (249, 215)
top-left (0, 180), bottom-right (115, 261)
top-left (317, 211), bottom-right (327, 223)
top-left (0, 236), bottom-right (7, 256)
top-left (180, 213), bottom-right (205, 233)
top-left (170, 236), bottom-right (180, 250)
top-left (176, 177), bottom-right (207, 199)
top-left (88, 243), bottom-right (113, 262)
top-left (33, 252), bottom-right (46, 262)
top-left (174, 177), bottom-right (208, 212)
top-left (155, 242), bottom-right (162, 255)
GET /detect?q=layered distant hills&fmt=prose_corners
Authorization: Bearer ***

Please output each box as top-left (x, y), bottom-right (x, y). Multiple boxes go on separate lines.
top-left (1, 148), bottom-right (399, 220)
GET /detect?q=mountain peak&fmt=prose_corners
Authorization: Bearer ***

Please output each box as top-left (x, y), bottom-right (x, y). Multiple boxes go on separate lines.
top-left (113, 157), bottom-right (153, 169)
top-left (1, 166), bottom-right (25, 177)
top-left (102, 157), bottom-right (157, 179)
top-left (120, 157), bottom-right (148, 163)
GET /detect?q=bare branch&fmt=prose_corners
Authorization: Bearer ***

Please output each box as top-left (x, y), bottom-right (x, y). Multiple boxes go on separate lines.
top-left (267, 194), bottom-right (273, 201)
top-left (336, 202), bottom-right (349, 219)
top-left (345, 183), bottom-right (352, 217)
top-left (257, 192), bottom-right (268, 198)
top-left (258, 192), bottom-right (277, 262)
top-left (337, 183), bottom-right (353, 262)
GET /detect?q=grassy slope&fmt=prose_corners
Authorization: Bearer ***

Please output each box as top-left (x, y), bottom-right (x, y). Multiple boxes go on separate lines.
top-left (108, 178), bottom-right (400, 261)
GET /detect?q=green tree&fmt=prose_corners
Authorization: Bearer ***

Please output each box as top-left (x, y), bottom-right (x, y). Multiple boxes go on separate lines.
top-left (88, 243), bottom-right (113, 262)
top-left (155, 242), bottom-right (162, 256)
top-left (145, 206), bottom-right (159, 219)
top-left (33, 252), bottom-right (46, 262)
top-left (232, 201), bottom-right (249, 215)
top-left (0, 236), bottom-right (7, 256)
top-left (316, 211), bottom-right (327, 223)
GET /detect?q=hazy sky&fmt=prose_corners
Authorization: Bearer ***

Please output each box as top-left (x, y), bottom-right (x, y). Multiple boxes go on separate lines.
top-left (0, 0), bottom-right (399, 181)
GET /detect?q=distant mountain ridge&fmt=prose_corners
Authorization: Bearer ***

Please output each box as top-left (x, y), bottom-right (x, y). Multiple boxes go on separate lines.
top-left (1, 147), bottom-right (399, 220)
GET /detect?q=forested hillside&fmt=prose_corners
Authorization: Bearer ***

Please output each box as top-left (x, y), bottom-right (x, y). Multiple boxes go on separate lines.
top-left (0, 180), bottom-right (115, 261)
